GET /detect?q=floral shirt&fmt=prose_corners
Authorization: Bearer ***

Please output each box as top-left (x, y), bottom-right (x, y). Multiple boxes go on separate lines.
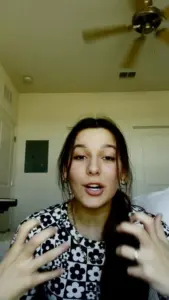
top-left (10, 202), bottom-right (169, 300)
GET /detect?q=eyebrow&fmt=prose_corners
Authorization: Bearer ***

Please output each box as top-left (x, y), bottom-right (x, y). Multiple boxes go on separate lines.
top-left (73, 144), bottom-right (116, 150)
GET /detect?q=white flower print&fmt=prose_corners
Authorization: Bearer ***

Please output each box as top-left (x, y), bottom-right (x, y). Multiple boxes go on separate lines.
top-left (66, 282), bottom-right (85, 298)
top-left (64, 220), bottom-right (70, 227)
top-left (87, 291), bottom-right (96, 299)
top-left (72, 246), bottom-right (85, 262)
top-left (62, 251), bottom-right (69, 260)
top-left (53, 208), bottom-right (61, 219)
top-left (88, 266), bottom-right (101, 282)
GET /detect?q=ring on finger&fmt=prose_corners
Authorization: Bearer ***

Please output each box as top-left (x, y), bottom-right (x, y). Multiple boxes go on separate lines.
top-left (133, 249), bottom-right (139, 262)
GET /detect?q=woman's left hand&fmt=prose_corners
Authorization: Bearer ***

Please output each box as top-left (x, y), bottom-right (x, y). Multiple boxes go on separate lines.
top-left (116, 212), bottom-right (169, 296)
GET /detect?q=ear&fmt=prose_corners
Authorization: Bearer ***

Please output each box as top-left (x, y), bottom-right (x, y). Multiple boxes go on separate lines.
top-left (120, 170), bottom-right (128, 185)
top-left (63, 168), bottom-right (68, 182)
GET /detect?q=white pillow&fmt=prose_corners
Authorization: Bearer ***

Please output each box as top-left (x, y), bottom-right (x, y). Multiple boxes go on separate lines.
top-left (133, 187), bottom-right (169, 226)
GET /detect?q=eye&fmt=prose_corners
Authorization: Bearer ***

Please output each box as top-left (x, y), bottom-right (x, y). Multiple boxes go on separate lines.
top-left (73, 155), bottom-right (86, 160)
top-left (103, 156), bottom-right (116, 161)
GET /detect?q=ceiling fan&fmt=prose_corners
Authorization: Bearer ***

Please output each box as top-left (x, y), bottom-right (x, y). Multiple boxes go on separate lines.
top-left (82, 0), bottom-right (169, 68)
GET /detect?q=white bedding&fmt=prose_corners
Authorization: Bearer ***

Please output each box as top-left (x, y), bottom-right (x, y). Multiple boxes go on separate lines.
top-left (133, 187), bottom-right (169, 226)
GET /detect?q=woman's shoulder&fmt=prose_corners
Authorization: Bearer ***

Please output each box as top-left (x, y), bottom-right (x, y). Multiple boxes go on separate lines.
top-left (11, 202), bottom-right (69, 245)
top-left (21, 202), bottom-right (66, 226)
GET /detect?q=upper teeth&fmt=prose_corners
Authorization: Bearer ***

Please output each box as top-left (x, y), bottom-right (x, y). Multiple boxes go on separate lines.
top-left (88, 184), bottom-right (100, 188)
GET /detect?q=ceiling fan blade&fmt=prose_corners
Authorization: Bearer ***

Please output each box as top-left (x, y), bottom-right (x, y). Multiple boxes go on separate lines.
top-left (156, 28), bottom-right (169, 45)
top-left (82, 25), bottom-right (133, 42)
top-left (162, 6), bottom-right (169, 19)
top-left (121, 36), bottom-right (146, 68)
top-left (135, 0), bottom-right (153, 11)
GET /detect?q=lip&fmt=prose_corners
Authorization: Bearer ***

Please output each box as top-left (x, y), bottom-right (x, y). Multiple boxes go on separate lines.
top-left (83, 182), bottom-right (105, 188)
top-left (83, 182), bottom-right (105, 197)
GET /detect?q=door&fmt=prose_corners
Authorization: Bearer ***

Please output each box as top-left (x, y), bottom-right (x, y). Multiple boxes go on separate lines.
top-left (0, 110), bottom-right (15, 198)
top-left (130, 126), bottom-right (169, 197)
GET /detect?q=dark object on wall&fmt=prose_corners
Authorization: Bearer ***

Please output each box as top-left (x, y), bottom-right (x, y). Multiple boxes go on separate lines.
top-left (24, 140), bottom-right (49, 173)
top-left (119, 72), bottom-right (136, 78)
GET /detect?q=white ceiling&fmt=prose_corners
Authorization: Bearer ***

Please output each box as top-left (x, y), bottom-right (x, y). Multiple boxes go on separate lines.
top-left (0, 0), bottom-right (169, 93)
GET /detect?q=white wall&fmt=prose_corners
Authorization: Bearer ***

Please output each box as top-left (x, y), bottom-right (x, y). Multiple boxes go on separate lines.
top-left (0, 64), bottom-right (18, 122)
top-left (13, 92), bottom-right (169, 230)
top-left (0, 63), bottom-right (18, 188)
top-left (0, 64), bottom-right (18, 232)
top-left (0, 64), bottom-right (18, 192)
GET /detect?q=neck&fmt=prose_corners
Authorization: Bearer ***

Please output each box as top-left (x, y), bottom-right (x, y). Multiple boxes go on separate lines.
top-left (70, 198), bottom-right (112, 241)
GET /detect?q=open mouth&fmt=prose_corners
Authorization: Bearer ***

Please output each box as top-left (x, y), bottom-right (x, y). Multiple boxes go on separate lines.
top-left (85, 184), bottom-right (102, 191)
top-left (84, 184), bottom-right (104, 196)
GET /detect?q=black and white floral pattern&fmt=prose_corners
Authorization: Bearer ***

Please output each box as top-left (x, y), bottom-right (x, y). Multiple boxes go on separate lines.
top-left (71, 246), bottom-right (85, 263)
top-left (10, 201), bottom-right (169, 300)
top-left (66, 281), bottom-right (85, 299)
top-left (69, 262), bottom-right (86, 281)
top-left (50, 278), bottom-right (65, 296)
top-left (41, 213), bottom-right (53, 227)
top-left (87, 266), bottom-right (101, 282)
top-left (42, 239), bottom-right (55, 252)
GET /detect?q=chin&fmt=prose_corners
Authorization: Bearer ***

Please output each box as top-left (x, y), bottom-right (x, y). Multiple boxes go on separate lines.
top-left (81, 198), bottom-right (109, 210)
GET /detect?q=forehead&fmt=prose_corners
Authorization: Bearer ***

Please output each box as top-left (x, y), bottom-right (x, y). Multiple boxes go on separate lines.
top-left (74, 128), bottom-right (116, 147)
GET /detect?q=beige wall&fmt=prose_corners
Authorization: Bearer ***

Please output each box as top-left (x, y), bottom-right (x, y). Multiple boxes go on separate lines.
top-left (0, 64), bottom-right (18, 122)
top-left (0, 64), bottom-right (18, 232)
top-left (13, 91), bottom-right (169, 230)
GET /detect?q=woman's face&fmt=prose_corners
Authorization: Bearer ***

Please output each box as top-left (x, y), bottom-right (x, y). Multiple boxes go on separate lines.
top-left (68, 128), bottom-right (123, 209)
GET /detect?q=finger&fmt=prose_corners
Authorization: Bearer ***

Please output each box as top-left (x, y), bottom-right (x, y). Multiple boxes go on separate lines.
top-left (15, 219), bottom-right (40, 246)
top-left (154, 214), bottom-right (167, 242)
top-left (116, 222), bottom-right (149, 246)
top-left (129, 212), bottom-right (157, 240)
top-left (22, 227), bottom-right (57, 258)
top-left (3, 219), bottom-right (41, 264)
top-left (116, 245), bottom-right (140, 262)
top-left (33, 268), bottom-right (65, 287)
top-left (127, 265), bottom-right (144, 280)
top-left (33, 242), bottom-right (70, 271)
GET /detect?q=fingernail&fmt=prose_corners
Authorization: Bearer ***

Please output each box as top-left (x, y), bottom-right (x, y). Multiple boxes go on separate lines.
top-left (49, 227), bottom-right (57, 234)
top-left (33, 219), bottom-right (40, 226)
top-left (157, 213), bottom-right (163, 220)
top-left (50, 226), bottom-right (57, 230)
top-left (60, 268), bottom-right (65, 273)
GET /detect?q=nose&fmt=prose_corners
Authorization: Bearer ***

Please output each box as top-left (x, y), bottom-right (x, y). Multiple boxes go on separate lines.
top-left (87, 157), bottom-right (100, 176)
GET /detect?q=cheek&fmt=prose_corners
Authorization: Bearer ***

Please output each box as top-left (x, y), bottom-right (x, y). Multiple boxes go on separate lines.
top-left (104, 166), bottom-right (119, 193)
top-left (104, 164), bottom-right (118, 180)
top-left (69, 163), bottom-right (84, 182)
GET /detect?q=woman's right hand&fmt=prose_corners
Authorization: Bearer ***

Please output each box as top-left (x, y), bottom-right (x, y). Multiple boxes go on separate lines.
top-left (116, 213), bottom-right (169, 296)
top-left (0, 219), bottom-right (69, 300)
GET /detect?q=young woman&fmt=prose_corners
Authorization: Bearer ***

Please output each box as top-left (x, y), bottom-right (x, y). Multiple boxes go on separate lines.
top-left (8, 117), bottom-right (169, 300)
